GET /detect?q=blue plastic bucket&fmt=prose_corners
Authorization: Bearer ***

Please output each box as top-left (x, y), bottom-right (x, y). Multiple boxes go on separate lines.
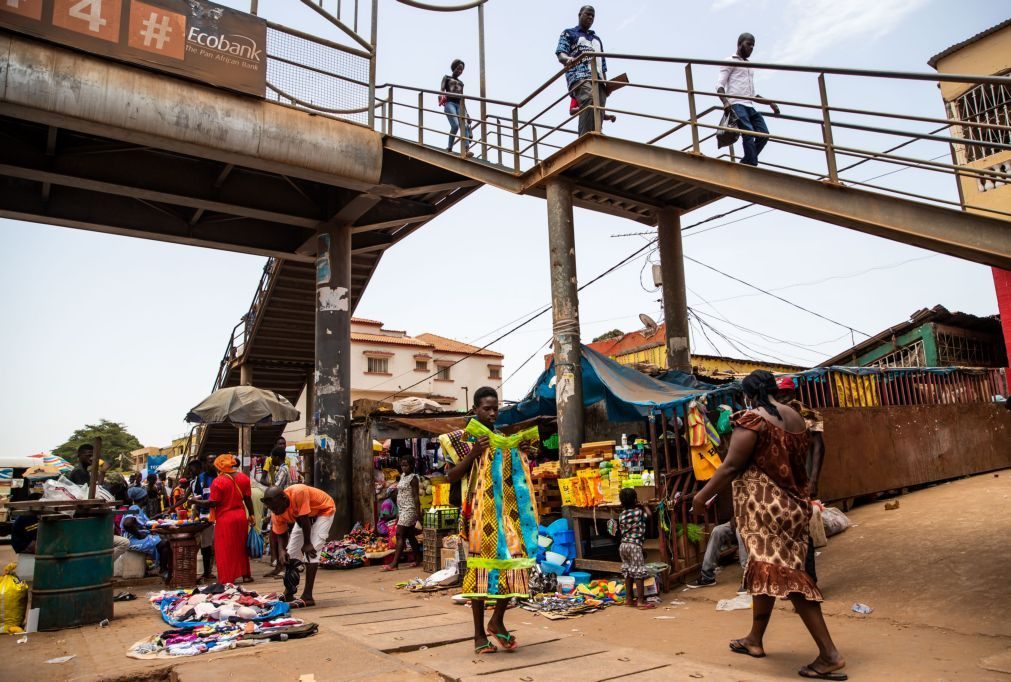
top-left (570, 570), bottom-right (592, 586)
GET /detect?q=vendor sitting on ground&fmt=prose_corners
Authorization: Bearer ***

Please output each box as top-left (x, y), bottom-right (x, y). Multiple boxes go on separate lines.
top-left (261, 483), bottom-right (335, 608)
top-left (687, 518), bottom-right (748, 590)
top-left (122, 487), bottom-right (172, 582)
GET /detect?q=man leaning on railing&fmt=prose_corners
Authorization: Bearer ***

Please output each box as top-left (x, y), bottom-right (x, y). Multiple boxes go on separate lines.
top-left (556, 5), bottom-right (614, 137)
top-left (717, 32), bottom-right (781, 166)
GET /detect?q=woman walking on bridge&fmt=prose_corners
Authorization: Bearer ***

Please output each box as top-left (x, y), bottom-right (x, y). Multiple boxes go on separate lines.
top-left (441, 59), bottom-right (473, 155)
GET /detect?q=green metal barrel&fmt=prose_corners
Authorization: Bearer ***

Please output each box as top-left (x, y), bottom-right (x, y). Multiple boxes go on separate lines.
top-left (32, 512), bottom-right (114, 630)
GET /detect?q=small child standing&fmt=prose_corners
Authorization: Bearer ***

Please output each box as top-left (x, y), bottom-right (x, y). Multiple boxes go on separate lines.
top-left (617, 487), bottom-right (654, 609)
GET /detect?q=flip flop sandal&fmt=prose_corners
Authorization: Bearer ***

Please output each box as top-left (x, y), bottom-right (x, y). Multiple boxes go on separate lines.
top-left (475, 640), bottom-right (497, 654)
top-left (637, 602), bottom-right (658, 610)
top-left (113, 592), bottom-right (136, 602)
top-left (798, 667), bottom-right (847, 681)
top-left (492, 632), bottom-right (518, 651)
top-left (730, 640), bottom-right (767, 658)
top-left (286, 597), bottom-right (313, 608)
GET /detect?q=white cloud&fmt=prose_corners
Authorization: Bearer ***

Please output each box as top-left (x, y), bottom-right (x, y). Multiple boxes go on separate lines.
top-left (710, 0), bottom-right (747, 10)
top-left (616, 1), bottom-right (651, 32)
top-left (770, 0), bottom-right (929, 65)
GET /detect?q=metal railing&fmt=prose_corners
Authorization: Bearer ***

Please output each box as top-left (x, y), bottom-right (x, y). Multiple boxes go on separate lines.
top-left (788, 366), bottom-right (1007, 410)
top-left (370, 52), bottom-right (1011, 219)
top-left (212, 258), bottom-right (280, 392)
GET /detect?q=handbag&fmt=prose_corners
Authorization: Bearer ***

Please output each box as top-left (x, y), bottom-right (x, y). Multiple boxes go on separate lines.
top-left (716, 107), bottom-right (740, 148)
top-left (247, 526), bottom-right (265, 559)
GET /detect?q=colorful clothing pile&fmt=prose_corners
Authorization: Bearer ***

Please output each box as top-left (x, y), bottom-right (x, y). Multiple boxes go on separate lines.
top-left (126, 617), bottom-right (314, 659)
top-left (319, 541), bottom-right (365, 569)
top-left (151, 583), bottom-right (289, 627)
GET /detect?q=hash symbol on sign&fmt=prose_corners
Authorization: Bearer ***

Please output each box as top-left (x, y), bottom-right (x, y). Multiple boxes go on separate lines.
top-left (139, 12), bottom-right (172, 49)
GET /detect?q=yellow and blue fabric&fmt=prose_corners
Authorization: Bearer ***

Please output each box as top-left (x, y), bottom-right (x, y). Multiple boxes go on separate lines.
top-left (459, 420), bottom-right (540, 600)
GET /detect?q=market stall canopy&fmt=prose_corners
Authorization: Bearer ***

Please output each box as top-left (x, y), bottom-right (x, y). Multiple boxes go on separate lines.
top-left (185, 386), bottom-right (300, 426)
top-left (29, 452), bottom-right (73, 473)
top-left (498, 345), bottom-right (739, 426)
top-left (157, 454), bottom-right (185, 474)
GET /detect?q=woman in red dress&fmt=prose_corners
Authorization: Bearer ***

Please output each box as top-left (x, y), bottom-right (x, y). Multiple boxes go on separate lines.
top-left (209, 454), bottom-right (254, 585)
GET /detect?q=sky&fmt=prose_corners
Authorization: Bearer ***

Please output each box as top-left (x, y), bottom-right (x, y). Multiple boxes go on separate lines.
top-left (1, 0), bottom-right (1007, 454)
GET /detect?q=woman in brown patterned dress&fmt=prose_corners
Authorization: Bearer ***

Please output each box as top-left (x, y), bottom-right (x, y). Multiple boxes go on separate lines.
top-left (693, 370), bottom-right (846, 681)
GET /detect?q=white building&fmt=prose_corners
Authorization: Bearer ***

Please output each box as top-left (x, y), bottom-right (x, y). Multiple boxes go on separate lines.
top-left (281, 318), bottom-right (504, 440)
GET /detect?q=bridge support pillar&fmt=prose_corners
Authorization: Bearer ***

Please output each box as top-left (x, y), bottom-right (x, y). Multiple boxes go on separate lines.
top-left (238, 363), bottom-right (253, 473)
top-left (657, 208), bottom-right (692, 373)
top-left (314, 225), bottom-right (353, 539)
top-left (546, 178), bottom-right (584, 475)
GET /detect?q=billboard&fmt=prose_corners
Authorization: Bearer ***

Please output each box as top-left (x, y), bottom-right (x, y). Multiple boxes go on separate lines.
top-left (0, 0), bottom-right (267, 97)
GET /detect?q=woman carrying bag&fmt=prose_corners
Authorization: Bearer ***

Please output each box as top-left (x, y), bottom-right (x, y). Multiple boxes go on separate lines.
top-left (208, 454), bottom-right (256, 585)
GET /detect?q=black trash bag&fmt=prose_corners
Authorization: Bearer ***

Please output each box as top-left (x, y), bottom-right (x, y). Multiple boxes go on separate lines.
top-left (716, 108), bottom-right (740, 149)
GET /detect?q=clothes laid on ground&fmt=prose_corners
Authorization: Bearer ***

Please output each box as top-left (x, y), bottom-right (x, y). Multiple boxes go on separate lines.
top-left (458, 421), bottom-right (539, 601)
top-left (731, 410), bottom-right (821, 602)
top-left (210, 471), bottom-right (252, 584)
top-left (151, 583), bottom-right (290, 627)
top-left (126, 617), bottom-right (316, 659)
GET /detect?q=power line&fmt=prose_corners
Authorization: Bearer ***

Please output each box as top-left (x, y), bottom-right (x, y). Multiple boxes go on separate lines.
top-left (684, 255), bottom-right (870, 337)
top-left (376, 237), bottom-right (661, 403)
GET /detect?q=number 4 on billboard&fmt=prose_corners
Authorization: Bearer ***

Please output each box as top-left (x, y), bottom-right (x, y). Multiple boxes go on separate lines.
top-left (69, 0), bottom-right (107, 33)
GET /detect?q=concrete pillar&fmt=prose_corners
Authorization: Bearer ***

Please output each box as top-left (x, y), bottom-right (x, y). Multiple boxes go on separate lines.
top-left (546, 178), bottom-right (584, 475)
top-left (238, 363), bottom-right (253, 472)
top-left (314, 225), bottom-right (352, 538)
top-left (656, 208), bottom-right (692, 373)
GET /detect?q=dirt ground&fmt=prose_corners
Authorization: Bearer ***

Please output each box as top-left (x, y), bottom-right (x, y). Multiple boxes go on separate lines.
top-left (1, 469), bottom-right (1008, 681)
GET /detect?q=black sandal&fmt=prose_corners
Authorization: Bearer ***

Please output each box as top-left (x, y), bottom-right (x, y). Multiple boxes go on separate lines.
top-left (798, 665), bottom-right (847, 680)
top-left (730, 639), bottom-right (766, 658)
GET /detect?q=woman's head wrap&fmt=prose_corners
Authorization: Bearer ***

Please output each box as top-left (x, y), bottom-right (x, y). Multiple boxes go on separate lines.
top-left (214, 454), bottom-right (238, 474)
top-left (126, 486), bottom-right (148, 502)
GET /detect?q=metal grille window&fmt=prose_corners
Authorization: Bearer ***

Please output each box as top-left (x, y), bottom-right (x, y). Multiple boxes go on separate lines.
top-left (488, 366), bottom-right (502, 380)
top-left (936, 332), bottom-right (1003, 367)
top-left (416, 359), bottom-right (428, 371)
top-left (367, 357), bottom-right (389, 374)
top-left (435, 363), bottom-right (452, 381)
top-left (951, 79), bottom-right (1011, 163)
top-left (265, 24), bottom-right (371, 125)
top-left (872, 340), bottom-right (926, 368)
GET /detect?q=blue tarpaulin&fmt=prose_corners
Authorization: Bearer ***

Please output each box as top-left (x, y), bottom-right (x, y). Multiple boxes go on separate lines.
top-left (498, 345), bottom-right (739, 426)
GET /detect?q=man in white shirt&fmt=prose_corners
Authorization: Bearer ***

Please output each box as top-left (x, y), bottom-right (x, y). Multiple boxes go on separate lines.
top-left (716, 33), bottom-right (780, 166)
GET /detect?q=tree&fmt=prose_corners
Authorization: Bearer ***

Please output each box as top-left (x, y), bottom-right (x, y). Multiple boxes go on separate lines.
top-left (53, 420), bottom-right (144, 467)
top-left (592, 329), bottom-right (625, 343)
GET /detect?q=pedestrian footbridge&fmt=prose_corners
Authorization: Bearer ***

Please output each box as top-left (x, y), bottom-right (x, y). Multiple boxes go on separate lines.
top-left (1, 21), bottom-right (1009, 470)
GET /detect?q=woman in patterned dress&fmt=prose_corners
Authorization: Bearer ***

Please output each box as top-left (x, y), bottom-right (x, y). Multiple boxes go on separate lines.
top-left (382, 455), bottom-right (423, 571)
top-left (692, 370), bottom-right (846, 681)
top-left (442, 386), bottom-right (539, 654)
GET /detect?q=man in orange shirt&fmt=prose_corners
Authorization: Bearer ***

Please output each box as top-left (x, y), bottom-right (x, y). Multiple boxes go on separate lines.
top-left (262, 484), bottom-right (335, 607)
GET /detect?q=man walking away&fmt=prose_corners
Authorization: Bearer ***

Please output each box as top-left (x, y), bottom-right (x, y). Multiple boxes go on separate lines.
top-left (716, 33), bottom-right (780, 166)
top-left (556, 5), bottom-right (610, 136)
top-left (262, 483), bottom-right (335, 608)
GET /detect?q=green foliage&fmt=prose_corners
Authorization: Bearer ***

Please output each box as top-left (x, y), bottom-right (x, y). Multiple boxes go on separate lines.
top-left (592, 329), bottom-right (624, 343)
top-left (675, 522), bottom-right (704, 544)
top-left (53, 419), bottom-right (144, 466)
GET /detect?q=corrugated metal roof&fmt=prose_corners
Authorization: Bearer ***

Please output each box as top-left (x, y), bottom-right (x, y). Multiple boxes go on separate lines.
top-left (928, 18), bottom-right (1011, 68)
top-left (820, 305), bottom-right (1003, 366)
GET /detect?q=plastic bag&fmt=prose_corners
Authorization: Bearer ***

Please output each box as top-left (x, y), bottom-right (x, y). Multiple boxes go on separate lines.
top-left (246, 527), bottom-right (264, 559)
top-left (716, 108), bottom-right (740, 148)
top-left (809, 507), bottom-right (828, 548)
top-left (0, 563), bottom-right (29, 633)
top-left (820, 507), bottom-right (851, 537)
top-left (42, 475), bottom-right (114, 502)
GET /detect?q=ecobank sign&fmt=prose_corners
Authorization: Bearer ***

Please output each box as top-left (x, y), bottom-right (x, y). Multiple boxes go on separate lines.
top-left (0, 0), bottom-right (268, 97)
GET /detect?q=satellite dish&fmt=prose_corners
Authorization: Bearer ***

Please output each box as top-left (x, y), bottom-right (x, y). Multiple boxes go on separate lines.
top-left (639, 313), bottom-right (659, 337)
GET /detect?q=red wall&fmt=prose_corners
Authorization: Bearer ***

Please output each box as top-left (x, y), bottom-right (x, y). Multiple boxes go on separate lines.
top-left (994, 268), bottom-right (1011, 373)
